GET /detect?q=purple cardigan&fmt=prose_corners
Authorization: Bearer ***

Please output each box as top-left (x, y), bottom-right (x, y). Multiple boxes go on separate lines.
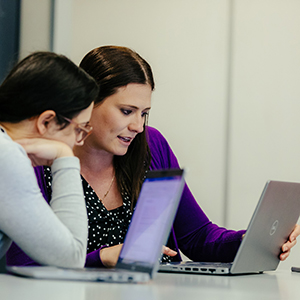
top-left (6, 126), bottom-right (245, 267)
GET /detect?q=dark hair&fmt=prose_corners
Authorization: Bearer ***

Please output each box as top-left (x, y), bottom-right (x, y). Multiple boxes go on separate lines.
top-left (79, 46), bottom-right (154, 208)
top-left (0, 51), bottom-right (99, 125)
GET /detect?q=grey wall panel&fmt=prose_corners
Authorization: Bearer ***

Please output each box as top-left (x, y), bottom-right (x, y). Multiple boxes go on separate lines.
top-left (0, 0), bottom-right (20, 83)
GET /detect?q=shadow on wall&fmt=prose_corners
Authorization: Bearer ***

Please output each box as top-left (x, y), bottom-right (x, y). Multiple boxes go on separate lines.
top-left (0, 0), bottom-right (20, 83)
top-left (0, 0), bottom-right (20, 274)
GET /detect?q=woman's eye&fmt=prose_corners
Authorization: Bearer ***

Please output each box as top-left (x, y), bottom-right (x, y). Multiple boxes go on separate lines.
top-left (121, 109), bottom-right (132, 115)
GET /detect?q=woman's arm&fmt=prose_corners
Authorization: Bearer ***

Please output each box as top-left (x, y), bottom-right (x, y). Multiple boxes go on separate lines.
top-left (0, 137), bottom-right (88, 268)
top-left (147, 126), bottom-right (245, 262)
top-left (173, 184), bottom-right (245, 262)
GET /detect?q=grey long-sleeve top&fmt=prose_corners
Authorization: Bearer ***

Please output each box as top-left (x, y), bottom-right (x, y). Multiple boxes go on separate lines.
top-left (0, 127), bottom-right (88, 268)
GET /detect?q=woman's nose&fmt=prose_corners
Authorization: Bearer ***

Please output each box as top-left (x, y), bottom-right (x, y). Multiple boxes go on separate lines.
top-left (128, 116), bottom-right (144, 133)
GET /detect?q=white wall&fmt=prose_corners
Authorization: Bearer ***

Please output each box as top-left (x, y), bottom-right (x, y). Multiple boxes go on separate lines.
top-left (68, 0), bottom-right (230, 226)
top-left (227, 0), bottom-right (300, 270)
top-left (20, 0), bottom-right (300, 269)
top-left (19, 0), bottom-right (52, 59)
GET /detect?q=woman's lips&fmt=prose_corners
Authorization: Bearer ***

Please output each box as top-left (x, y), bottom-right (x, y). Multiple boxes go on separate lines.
top-left (118, 136), bottom-right (132, 144)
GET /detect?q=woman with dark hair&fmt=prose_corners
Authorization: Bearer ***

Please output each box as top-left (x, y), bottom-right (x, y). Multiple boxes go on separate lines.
top-left (78, 46), bottom-right (154, 211)
top-left (0, 51), bottom-right (99, 268)
top-left (8, 46), bottom-right (299, 268)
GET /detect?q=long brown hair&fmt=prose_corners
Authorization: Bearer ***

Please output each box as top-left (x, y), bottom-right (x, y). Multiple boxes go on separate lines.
top-left (79, 46), bottom-right (154, 208)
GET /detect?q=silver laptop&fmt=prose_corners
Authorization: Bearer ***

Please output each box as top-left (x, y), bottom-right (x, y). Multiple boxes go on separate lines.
top-left (7, 169), bottom-right (185, 283)
top-left (159, 180), bottom-right (300, 275)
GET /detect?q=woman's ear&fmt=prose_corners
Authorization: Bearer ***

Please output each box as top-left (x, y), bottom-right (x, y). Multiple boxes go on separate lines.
top-left (36, 110), bottom-right (57, 135)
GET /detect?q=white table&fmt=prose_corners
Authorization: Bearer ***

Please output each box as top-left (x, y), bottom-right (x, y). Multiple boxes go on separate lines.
top-left (1, 269), bottom-right (299, 300)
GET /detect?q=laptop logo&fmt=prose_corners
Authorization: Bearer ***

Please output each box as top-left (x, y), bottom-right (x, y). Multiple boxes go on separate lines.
top-left (270, 220), bottom-right (279, 236)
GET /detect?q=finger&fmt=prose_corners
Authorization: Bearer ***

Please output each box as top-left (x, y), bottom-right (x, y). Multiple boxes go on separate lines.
top-left (15, 138), bottom-right (39, 147)
top-left (15, 138), bottom-right (31, 145)
top-left (290, 224), bottom-right (300, 241)
top-left (282, 239), bottom-right (297, 252)
top-left (163, 247), bottom-right (177, 257)
top-left (18, 143), bottom-right (39, 155)
top-left (280, 250), bottom-right (290, 261)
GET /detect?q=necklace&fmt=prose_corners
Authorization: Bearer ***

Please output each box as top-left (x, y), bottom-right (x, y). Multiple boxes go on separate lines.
top-left (100, 173), bottom-right (115, 202)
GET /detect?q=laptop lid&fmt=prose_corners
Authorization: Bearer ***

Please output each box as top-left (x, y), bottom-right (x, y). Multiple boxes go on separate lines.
top-left (7, 169), bottom-right (185, 283)
top-left (231, 180), bottom-right (300, 274)
top-left (116, 168), bottom-right (185, 278)
top-left (159, 180), bottom-right (300, 275)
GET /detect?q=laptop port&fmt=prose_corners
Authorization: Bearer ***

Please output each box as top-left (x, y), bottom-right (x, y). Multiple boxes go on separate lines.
top-left (96, 278), bottom-right (105, 282)
top-left (200, 268), bottom-right (207, 272)
top-left (192, 268), bottom-right (199, 271)
top-left (185, 267), bottom-right (191, 271)
top-left (209, 269), bottom-right (215, 273)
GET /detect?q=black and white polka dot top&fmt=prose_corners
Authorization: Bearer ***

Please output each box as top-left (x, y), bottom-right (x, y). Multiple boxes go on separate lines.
top-left (43, 166), bottom-right (173, 263)
top-left (43, 166), bottom-right (132, 253)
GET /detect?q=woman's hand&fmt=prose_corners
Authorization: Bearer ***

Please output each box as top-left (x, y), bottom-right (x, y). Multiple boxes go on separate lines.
top-left (100, 244), bottom-right (123, 268)
top-left (100, 244), bottom-right (178, 268)
top-left (162, 246), bottom-right (177, 257)
top-left (279, 224), bottom-right (300, 261)
top-left (16, 138), bottom-right (74, 166)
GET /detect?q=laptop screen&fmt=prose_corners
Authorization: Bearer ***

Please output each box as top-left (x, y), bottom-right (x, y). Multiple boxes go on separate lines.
top-left (117, 169), bottom-right (184, 273)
